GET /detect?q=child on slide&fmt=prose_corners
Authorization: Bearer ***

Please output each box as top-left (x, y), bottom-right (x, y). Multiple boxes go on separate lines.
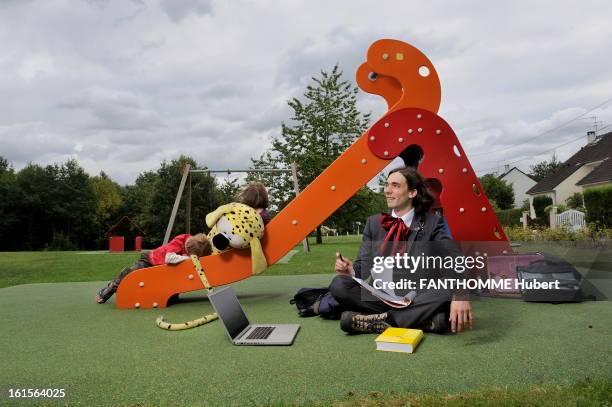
top-left (238, 181), bottom-right (272, 225)
top-left (96, 182), bottom-right (270, 303)
top-left (95, 233), bottom-right (211, 304)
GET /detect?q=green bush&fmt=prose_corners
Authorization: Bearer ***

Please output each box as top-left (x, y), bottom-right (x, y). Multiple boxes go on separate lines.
top-left (495, 208), bottom-right (523, 226)
top-left (533, 195), bottom-right (553, 218)
top-left (46, 232), bottom-right (76, 251)
top-left (544, 204), bottom-right (567, 214)
top-left (566, 192), bottom-right (584, 209)
top-left (584, 185), bottom-right (612, 227)
top-left (504, 225), bottom-right (612, 242)
top-left (488, 198), bottom-right (500, 211)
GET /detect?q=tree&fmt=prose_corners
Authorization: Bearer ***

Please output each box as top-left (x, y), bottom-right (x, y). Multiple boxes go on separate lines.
top-left (327, 187), bottom-right (387, 233)
top-left (218, 178), bottom-right (241, 203)
top-left (133, 156), bottom-right (222, 247)
top-left (252, 65), bottom-right (371, 243)
top-left (121, 170), bottom-right (157, 224)
top-left (520, 199), bottom-right (530, 211)
top-left (14, 163), bottom-right (57, 249)
top-left (529, 154), bottom-right (564, 182)
top-left (10, 160), bottom-right (95, 250)
top-left (59, 160), bottom-right (96, 248)
top-left (1, 156), bottom-right (227, 250)
top-left (0, 157), bottom-right (20, 249)
top-left (488, 198), bottom-right (500, 212)
top-left (0, 156), bottom-right (9, 173)
top-left (91, 172), bottom-right (124, 246)
top-left (248, 151), bottom-right (295, 211)
top-left (565, 192), bottom-right (584, 210)
top-left (46, 160), bottom-right (96, 249)
top-left (479, 174), bottom-right (515, 210)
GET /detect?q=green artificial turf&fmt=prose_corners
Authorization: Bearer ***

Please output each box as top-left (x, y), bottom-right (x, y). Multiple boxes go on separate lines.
top-left (1, 274), bottom-right (611, 407)
top-left (1, 237), bottom-right (611, 405)
top-left (314, 379), bottom-right (612, 406)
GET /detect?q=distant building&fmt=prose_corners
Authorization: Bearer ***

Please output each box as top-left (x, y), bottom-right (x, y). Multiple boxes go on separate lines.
top-left (526, 131), bottom-right (612, 217)
top-left (498, 166), bottom-right (537, 209)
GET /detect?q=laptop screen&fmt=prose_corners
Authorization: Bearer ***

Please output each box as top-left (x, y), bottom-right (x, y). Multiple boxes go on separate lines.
top-left (209, 287), bottom-right (250, 340)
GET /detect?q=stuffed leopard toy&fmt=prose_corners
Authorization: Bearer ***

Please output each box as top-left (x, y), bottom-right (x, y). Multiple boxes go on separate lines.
top-left (156, 202), bottom-right (267, 331)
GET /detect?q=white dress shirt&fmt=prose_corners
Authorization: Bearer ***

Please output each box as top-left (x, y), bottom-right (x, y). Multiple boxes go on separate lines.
top-left (391, 208), bottom-right (415, 228)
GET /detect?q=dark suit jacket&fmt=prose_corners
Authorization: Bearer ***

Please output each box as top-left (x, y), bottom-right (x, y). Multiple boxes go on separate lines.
top-left (352, 211), bottom-right (455, 282)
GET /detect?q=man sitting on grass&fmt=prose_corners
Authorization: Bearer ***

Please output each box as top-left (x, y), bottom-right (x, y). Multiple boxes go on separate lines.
top-left (95, 233), bottom-right (212, 304)
top-left (330, 166), bottom-right (473, 335)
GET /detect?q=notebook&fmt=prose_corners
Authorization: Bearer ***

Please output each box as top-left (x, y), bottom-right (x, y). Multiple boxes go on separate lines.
top-left (375, 327), bottom-right (424, 353)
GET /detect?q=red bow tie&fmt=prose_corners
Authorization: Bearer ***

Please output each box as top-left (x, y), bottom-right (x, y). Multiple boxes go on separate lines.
top-left (380, 213), bottom-right (411, 255)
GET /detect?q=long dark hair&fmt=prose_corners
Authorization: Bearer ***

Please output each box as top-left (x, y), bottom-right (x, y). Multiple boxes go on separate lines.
top-left (387, 166), bottom-right (434, 214)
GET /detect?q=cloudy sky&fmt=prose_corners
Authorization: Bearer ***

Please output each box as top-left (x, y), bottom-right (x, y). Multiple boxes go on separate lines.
top-left (1, 0), bottom-right (611, 185)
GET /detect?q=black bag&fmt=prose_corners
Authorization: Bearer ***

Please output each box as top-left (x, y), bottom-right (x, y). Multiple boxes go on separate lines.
top-left (316, 291), bottom-right (343, 320)
top-left (290, 287), bottom-right (342, 319)
top-left (516, 254), bottom-right (593, 303)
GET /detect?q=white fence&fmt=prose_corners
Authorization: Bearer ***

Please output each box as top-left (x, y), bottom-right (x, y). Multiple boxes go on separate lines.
top-left (320, 225), bottom-right (338, 236)
top-left (555, 209), bottom-right (586, 231)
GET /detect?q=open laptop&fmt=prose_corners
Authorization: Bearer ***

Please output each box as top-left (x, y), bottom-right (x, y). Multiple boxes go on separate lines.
top-left (208, 286), bottom-right (300, 345)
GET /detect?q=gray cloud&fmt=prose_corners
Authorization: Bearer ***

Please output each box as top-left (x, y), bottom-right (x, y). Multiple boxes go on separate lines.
top-left (60, 88), bottom-right (165, 132)
top-left (159, 0), bottom-right (213, 22)
top-left (0, 0), bottom-right (611, 185)
top-left (199, 82), bottom-right (245, 100)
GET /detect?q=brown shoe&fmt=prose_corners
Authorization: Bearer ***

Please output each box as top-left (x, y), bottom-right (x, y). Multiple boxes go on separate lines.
top-left (95, 282), bottom-right (118, 304)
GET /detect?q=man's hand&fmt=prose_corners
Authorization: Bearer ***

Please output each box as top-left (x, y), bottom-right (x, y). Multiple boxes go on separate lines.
top-left (334, 252), bottom-right (353, 275)
top-left (449, 300), bottom-right (473, 333)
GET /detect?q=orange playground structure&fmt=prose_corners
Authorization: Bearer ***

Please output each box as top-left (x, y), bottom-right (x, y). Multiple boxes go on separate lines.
top-left (116, 39), bottom-right (513, 309)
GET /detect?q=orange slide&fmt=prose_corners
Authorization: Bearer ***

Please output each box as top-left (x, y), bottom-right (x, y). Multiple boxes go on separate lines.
top-left (116, 39), bottom-right (511, 309)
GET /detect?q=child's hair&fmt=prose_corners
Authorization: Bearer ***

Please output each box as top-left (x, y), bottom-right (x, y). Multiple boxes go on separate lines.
top-left (185, 233), bottom-right (212, 257)
top-left (239, 182), bottom-right (269, 209)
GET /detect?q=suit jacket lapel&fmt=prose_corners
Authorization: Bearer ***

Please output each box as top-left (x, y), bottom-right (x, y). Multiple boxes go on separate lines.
top-left (405, 213), bottom-right (424, 255)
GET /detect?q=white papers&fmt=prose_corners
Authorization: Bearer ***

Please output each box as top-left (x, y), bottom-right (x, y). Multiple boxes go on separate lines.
top-left (352, 276), bottom-right (413, 308)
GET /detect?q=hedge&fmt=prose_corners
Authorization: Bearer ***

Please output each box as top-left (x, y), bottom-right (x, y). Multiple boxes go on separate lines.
top-left (533, 195), bottom-right (553, 218)
top-left (495, 208), bottom-right (524, 226)
top-left (504, 225), bottom-right (612, 241)
top-left (584, 184), bottom-right (612, 226)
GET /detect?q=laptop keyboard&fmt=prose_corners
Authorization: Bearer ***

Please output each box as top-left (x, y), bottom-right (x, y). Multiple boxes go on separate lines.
top-left (246, 326), bottom-right (275, 340)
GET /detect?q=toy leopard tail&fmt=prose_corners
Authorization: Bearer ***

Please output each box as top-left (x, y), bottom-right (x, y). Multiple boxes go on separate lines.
top-left (155, 255), bottom-right (218, 330)
top-left (155, 313), bottom-right (218, 331)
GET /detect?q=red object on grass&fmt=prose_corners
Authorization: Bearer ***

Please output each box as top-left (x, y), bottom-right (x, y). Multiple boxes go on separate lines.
top-left (109, 236), bottom-right (124, 252)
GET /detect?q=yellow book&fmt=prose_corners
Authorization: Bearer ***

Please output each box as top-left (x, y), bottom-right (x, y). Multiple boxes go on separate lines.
top-left (375, 327), bottom-right (424, 353)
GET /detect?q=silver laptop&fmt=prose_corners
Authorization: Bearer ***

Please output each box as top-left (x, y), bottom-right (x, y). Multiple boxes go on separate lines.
top-left (208, 286), bottom-right (300, 346)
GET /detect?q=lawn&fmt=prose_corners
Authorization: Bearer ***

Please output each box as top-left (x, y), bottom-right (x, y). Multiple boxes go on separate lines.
top-left (0, 250), bottom-right (136, 289)
top-left (1, 236), bottom-right (611, 406)
top-left (0, 236), bottom-right (363, 289)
